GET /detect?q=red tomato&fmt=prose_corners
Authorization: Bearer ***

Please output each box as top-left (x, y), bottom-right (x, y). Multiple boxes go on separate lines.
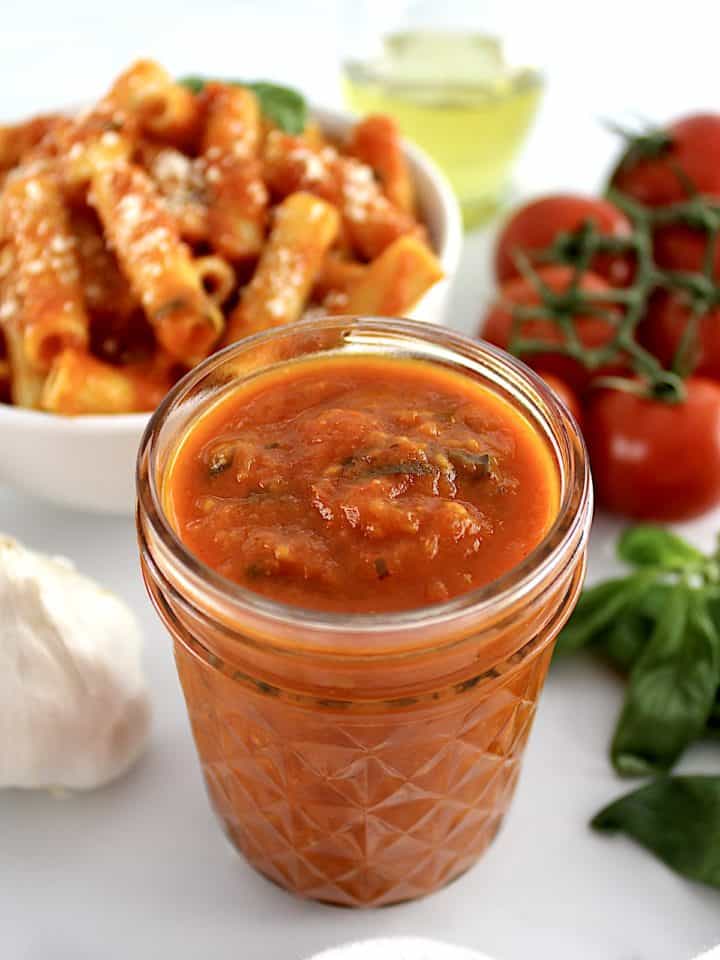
top-left (586, 377), bottom-right (720, 521)
top-left (480, 265), bottom-right (622, 391)
top-left (653, 222), bottom-right (720, 280)
top-left (536, 372), bottom-right (583, 426)
top-left (611, 114), bottom-right (720, 206)
top-left (640, 290), bottom-right (720, 379)
top-left (495, 194), bottom-right (634, 287)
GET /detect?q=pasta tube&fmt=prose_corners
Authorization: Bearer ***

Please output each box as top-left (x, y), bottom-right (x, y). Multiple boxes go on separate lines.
top-left (343, 235), bottom-right (443, 316)
top-left (226, 191), bottom-right (339, 342)
top-left (71, 208), bottom-right (138, 321)
top-left (141, 143), bottom-right (209, 243)
top-left (90, 162), bottom-right (223, 365)
top-left (348, 114), bottom-right (416, 215)
top-left (337, 156), bottom-right (424, 261)
top-left (313, 254), bottom-right (367, 301)
top-left (262, 131), bottom-right (339, 201)
top-left (263, 134), bottom-right (420, 260)
top-left (108, 60), bottom-right (199, 142)
top-left (41, 348), bottom-right (175, 415)
top-left (0, 114), bottom-right (61, 171)
top-left (202, 84), bottom-right (267, 259)
top-left (193, 255), bottom-right (236, 306)
top-left (54, 101), bottom-right (136, 188)
top-left (1, 171), bottom-right (89, 370)
top-left (0, 255), bottom-right (45, 408)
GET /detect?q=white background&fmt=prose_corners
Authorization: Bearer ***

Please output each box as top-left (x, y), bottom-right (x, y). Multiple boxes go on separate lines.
top-left (1, 3), bottom-right (720, 959)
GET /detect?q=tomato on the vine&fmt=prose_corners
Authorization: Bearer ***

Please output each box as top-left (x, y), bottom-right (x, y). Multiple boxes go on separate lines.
top-left (610, 114), bottom-right (720, 207)
top-left (481, 265), bottom-right (623, 391)
top-left (586, 377), bottom-right (720, 521)
top-left (652, 223), bottom-right (720, 280)
top-left (479, 113), bottom-right (720, 522)
top-left (536, 372), bottom-right (583, 426)
top-left (640, 290), bottom-right (720, 380)
top-left (495, 194), bottom-right (634, 287)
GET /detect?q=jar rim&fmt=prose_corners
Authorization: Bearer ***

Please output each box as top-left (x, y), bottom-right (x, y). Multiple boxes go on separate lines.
top-left (137, 316), bottom-right (592, 648)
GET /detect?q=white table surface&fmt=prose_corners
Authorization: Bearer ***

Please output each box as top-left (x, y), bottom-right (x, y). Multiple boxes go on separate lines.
top-left (2, 4), bottom-right (720, 957)
top-left (2, 228), bottom-right (719, 960)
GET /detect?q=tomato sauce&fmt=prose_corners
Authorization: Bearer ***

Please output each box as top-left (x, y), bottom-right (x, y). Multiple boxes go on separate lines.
top-left (166, 354), bottom-right (559, 612)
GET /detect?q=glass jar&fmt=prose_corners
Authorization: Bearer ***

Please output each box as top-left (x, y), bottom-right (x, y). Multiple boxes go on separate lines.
top-left (339, 1), bottom-right (544, 227)
top-left (137, 316), bottom-right (591, 907)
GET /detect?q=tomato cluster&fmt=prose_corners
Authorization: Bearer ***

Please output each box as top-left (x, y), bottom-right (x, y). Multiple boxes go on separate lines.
top-left (479, 114), bottom-right (720, 522)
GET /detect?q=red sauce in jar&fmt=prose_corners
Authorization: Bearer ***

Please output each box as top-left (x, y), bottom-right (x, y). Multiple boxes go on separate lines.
top-left (166, 354), bottom-right (558, 611)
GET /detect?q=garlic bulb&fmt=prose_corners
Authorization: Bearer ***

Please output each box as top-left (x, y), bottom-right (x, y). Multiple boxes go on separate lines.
top-left (0, 535), bottom-right (151, 790)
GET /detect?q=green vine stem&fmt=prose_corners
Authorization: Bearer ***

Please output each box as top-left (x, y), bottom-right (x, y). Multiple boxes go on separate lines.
top-left (503, 183), bottom-right (720, 404)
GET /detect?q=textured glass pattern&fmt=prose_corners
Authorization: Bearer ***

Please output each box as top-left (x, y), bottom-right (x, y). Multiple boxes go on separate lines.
top-left (175, 640), bottom-right (553, 907)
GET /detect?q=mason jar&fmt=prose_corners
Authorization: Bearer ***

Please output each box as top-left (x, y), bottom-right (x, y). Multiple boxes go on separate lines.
top-left (137, 316), bottom-right (591, 907)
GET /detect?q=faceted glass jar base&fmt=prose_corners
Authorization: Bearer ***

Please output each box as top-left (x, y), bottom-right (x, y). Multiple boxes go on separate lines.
top-left (174, 634), bottom-right (557, 907)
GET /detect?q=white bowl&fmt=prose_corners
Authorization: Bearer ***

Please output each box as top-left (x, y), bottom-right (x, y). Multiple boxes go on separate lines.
top-left (0, 106), bottom-right (462, 514)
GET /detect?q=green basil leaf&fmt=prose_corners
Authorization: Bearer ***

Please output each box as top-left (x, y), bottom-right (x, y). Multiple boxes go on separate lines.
top-left (634, 581), bottom-right (675, 621)
top-left (703, 586), bottom-right (720, 635)
top-left (592, 776), bottom-right (720, 888)
top-left (611, 587), bottom-right (720, 776)
top-left (600, 582), bottom-right (674, 672)
top-left (706, 692), bottom-right (720, 739)
top-left (617, 525), bottom-right (704, 571)
top-left (178, 74), bottom-right (205, 94)
top-left (247, 82), bottom-right (307, 135)
top-left (600, 613), bottom-right (650, 672)
top-left (555, 572), bottom-right (656, 656)
top-left (178, 75), bottom-right (307, 134)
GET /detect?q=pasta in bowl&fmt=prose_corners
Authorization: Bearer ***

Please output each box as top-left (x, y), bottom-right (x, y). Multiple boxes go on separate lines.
top-left (0, 60), bottom-right (461, 513)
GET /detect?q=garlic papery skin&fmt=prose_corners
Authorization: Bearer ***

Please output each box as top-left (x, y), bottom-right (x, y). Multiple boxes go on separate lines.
top-left (0, 535), bottom-right (151, 790)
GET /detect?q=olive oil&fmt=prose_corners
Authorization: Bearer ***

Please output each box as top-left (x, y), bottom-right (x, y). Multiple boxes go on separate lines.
top-left (343, 31), bottom-right (543, 228)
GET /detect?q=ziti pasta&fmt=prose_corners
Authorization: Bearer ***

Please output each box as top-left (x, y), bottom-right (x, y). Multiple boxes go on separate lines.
top-left (0, 58), bottom-right (443, 415)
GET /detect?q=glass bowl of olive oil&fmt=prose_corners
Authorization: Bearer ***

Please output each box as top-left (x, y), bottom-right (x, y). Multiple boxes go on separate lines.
top-left (343, 30), bottom-right (543, 229)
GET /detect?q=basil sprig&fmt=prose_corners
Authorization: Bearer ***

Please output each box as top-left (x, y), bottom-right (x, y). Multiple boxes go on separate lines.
top-left (556, 571), bottom-right (658, 658)
top-left (558, 525), bottom-right (720, 772)
top-left (179, 75), bottom-right (307, 134)
top-left (558, 524), bottom-right (720, 887)
top-left (593, 777), bottom-right (720, 888)
top-left (612, 586), bottom-right (720, 776)
top-left (616, 525), bottom-right (707, 571)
